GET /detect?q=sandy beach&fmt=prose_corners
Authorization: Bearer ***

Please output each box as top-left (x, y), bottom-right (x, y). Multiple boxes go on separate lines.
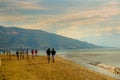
top-left (0, 54), bottom-right (117, 80)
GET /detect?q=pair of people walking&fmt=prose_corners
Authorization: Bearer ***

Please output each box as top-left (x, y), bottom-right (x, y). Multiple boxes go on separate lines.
top-left (31, 49), bottom-right (38, 59)
top-left (46, 48), bottom-right (56, 63)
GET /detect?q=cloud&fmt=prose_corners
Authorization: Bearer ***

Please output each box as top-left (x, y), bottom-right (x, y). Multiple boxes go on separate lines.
top-left (116, 27), bottom-right (120, 33)
top-left (0, 0), bottom-right (119, 22)
top-left (104, 1), bottom-right (120, 6)
top-left (14, 1), bottom-right (47, 10)
top-left (56, 26), bottom-right (86, 39)
top-left (56, 26), bottom-right (120, 39)
top-left (44, 3), bottom-right (120, 24)
top-left (10, 2), bottom-right (119, 38)
top-left (0, 0), bottom-right (120, 40)
top-left (116, 27), bottom-right (120, 30)
top-left (0, 0), bottom-right (47, 15)
top-left (0, 15), bottom-right (27, 21)
top-left (20, 3), bottom-right (120, 30)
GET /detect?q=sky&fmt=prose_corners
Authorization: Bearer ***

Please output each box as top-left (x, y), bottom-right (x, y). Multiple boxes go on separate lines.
top-left (0, 0), bottom-right (120, 47)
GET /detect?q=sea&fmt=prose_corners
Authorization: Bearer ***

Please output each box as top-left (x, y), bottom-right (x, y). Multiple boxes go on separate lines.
top-left (57, 48), bottom-right (120, 79)
top-left (0, 48), bottom-right (120, 79)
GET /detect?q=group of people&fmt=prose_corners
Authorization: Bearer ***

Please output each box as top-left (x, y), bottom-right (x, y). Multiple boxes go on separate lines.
top-left (16, 49), bottom-right (28, 60)
top-left (46, 48), bottom-right (56, 63)
top-left (16, 49), bottom-right (38, 60)
top-left (2, 48), bottom-right (56, 63)
top-left (3, 50), bottom-right (11, 59)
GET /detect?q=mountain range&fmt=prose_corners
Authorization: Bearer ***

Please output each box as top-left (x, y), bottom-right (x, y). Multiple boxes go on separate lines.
top-left (0, 26), bottom-right (101, 50)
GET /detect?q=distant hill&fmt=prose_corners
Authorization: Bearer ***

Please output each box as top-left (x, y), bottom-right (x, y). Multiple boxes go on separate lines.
top-left (0, 26), bottom-right (101, 49)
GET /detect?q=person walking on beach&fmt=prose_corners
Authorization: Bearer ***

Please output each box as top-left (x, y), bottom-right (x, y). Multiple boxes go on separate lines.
top-left (22, 50), bottom-right (25, 60)
top-left (6, 50), bottom-right (9, 56)
top-left (26, 49), bottom-right (29, 60)
top-left (51, 48), bottom-right (56, 62)
top-left (3, 50), bottom-right (6, 58)
top-left (8, 50), bottom-right (11, 59)
top-left (3, 50), bottom-right (5, 54)
top-left (5, 50), bottom-right (9, 59)
top-left (16, 50), bottom-right (19, 60)
top-left (31, 49), bottom-right (34, 59)
top-left (20, 50), bottom-right (22, 59)
top-left (46, 48), bottom-right (51, 63)
top-left (35, 49), bottom-right (38, 56)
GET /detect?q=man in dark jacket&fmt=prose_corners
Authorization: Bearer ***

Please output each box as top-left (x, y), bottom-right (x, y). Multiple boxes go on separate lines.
top-left (51, 48), bottom-right (56, 62)
top-left (46, 48), bottom-right (51, 63)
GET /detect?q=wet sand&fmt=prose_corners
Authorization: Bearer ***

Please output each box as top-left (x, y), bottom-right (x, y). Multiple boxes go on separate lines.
top-left (0, 54), bottom-right (117, 80)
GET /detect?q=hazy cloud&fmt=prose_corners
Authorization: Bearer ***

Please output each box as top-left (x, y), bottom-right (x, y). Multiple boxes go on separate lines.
top-left (0, 0), bottom-right (120, 47)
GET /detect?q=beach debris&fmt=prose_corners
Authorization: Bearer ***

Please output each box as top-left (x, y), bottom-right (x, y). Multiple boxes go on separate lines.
top-left (89, 61), bottom-right (101, 66)
top-left (89, 62), bottom-right (120, 75)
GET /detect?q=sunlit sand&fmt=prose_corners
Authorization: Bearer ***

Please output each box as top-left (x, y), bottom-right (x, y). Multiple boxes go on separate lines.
top-left (0, 54), bottom-right (117, 80)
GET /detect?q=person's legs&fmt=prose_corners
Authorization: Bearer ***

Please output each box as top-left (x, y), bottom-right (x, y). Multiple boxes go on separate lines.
top-left (52, 55), bottom-right (54, 62)
top-left (27, 54), bottom-right (29, 60)
top-left (9, 53), bottom-right (11, 59)
top-left (20, 53), bottom-right (22, 59)
top-left (48, 55), bottom-right (50, 63)
top-left (23, 53), bottom-right (24, 59)
top-left (35, 53), bottom-right (37, 56)
top-left (17, 54), bottom-right (19, 60)
top-left (32, 53), bottom-right (34, 59)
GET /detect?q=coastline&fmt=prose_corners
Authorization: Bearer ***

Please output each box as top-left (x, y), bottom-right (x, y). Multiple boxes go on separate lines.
top-left (58, 49), bottom-right (120, 79)
top-left (0, 54), bottom-right (117, 80)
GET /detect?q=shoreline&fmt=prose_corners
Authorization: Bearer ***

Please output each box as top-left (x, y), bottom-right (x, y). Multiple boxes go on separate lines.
top-left (59, 55), bottom-right (120, 79)
top-left (0, 54), bottom-right (117, 80)
top-left (58, 49), bottom-right (120, 79)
